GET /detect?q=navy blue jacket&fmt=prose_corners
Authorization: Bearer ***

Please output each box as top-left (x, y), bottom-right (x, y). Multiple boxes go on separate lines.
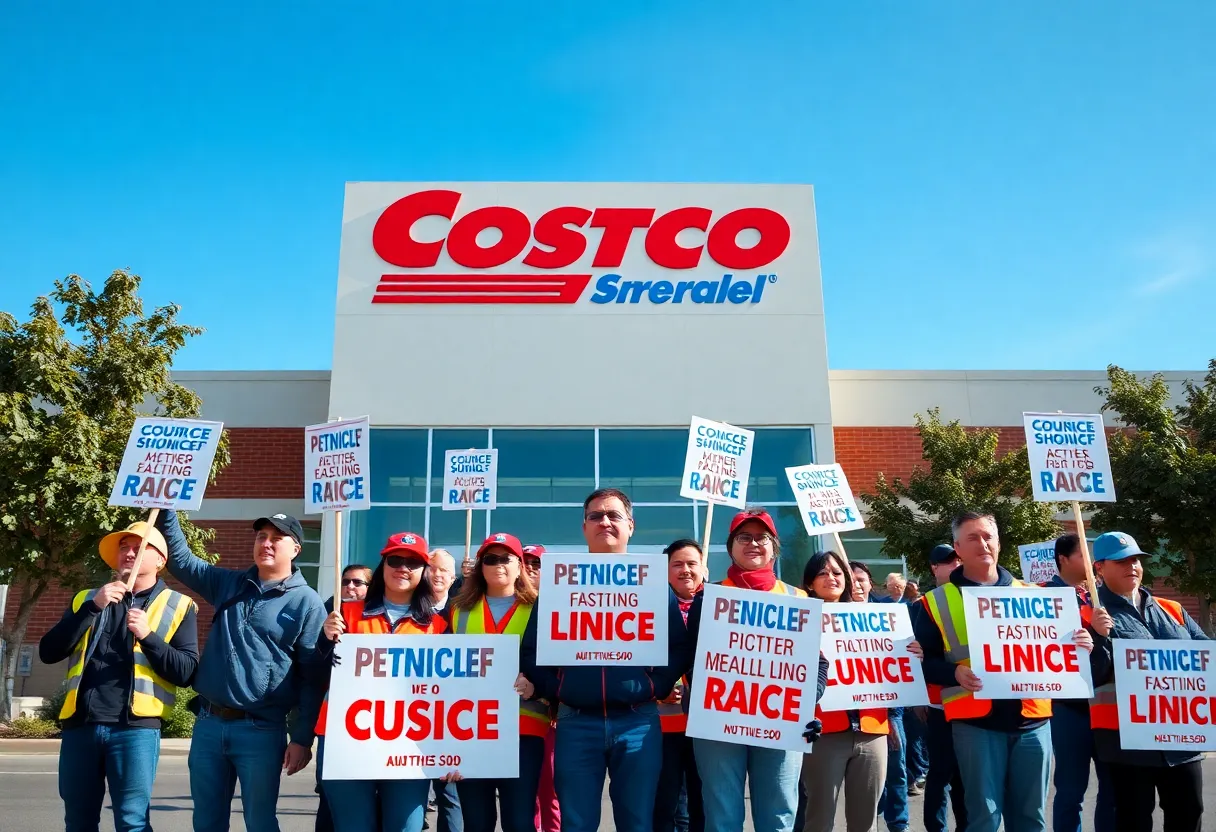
top-left (520, 586), bottom-right (692, 710)
top-left (1088, 583), bottom-right (1209, 768)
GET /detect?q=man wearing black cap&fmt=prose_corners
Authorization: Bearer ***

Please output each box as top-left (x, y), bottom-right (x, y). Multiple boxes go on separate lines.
top-left (912, 544), bottom-right (967, 832)
top-left (158, 509), bottom-right (327, 832)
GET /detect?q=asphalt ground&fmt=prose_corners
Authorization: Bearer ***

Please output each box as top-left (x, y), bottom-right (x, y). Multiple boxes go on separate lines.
top-left (2, 751), bottom-right (1212, 831)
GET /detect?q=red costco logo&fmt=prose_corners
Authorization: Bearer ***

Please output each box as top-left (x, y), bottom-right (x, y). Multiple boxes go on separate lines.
top-left (370, 189), bottom-right (790, 304)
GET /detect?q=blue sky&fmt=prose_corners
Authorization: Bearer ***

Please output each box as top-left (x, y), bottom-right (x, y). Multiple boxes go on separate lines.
top-left (2, 2), bottom-right (1213, 372)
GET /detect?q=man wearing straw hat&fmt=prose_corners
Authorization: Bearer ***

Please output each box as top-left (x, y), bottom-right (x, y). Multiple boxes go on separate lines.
top-left (156, 508), bottom-right (327, 832)
top-left (40, 519), bottom-right (199, 832)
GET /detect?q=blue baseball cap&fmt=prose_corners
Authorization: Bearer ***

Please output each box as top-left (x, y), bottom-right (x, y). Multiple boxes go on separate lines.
top-left (929, 544), bottom-right (959, 564)
top-left (1092, 532), bottom-right (1147, 563)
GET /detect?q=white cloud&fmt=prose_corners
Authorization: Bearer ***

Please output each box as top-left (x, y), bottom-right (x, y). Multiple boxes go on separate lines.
top-left (1131, 233), bottom-right (1208, 296)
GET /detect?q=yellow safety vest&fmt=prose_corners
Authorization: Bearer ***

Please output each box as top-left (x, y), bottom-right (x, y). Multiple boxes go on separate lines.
top-left (922, 580), bottom-right (1052, 722)
top-left (450, 597), bottom-right (552, 737)
top-left (60, 586), bottom-right (195, 720)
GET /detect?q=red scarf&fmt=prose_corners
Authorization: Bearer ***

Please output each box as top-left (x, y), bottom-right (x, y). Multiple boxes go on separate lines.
top-left (727, 563), bottom-right (777, 592)
top-left (676, 586), bottom-right (702, 622)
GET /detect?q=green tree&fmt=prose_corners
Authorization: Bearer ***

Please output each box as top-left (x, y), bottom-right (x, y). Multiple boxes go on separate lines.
top-left (0, 271), bottom-right (228, 721)
top-left (1092, 362), bottom-right (1216, 633)
top-left (862, 409), bottom-right (1060, 576)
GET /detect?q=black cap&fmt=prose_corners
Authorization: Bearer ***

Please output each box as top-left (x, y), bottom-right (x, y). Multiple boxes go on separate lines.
top-left (253, 514), bottom-right (304, 545)
top-left (929, 544), bottom-right (958, 565)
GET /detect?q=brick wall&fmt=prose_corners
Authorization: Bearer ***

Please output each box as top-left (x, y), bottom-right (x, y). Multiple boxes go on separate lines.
top-left (833, 425), bottom-right (1025, 494)
top-left (207, 428), bottom-right (305, 499)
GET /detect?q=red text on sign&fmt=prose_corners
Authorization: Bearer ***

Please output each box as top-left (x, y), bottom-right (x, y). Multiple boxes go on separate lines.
top-left (344, 699), bottom-right (500, 742)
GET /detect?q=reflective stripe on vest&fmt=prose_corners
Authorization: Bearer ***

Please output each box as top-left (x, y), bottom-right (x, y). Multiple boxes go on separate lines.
top-left (452, 599), bottom-right (551, 737)
top-left (60, 586), bottom-right (195, 720)
top-left (923, 581), bottom-right (1052, 722)
top-left (1089, 597), bottom-right (1187, 731)
top-left (315, 600), bottom-right (448, 736)
top-left (720, 578), bottom-right (807, 598)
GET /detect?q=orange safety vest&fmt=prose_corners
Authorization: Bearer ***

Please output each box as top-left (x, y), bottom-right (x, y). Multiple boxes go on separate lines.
top-left (315, 600), bottom-right (448, 735)
top-left (659, 678), bottom-right (689, 734)
top-left (816, 704), bottom-right (890, 735)
top-left (450, 597), bottom-right (552, 738)
top-left (922, 581), bottom-right (1052, 722)
top-left (1089, 597), bottom-right (1186, 731)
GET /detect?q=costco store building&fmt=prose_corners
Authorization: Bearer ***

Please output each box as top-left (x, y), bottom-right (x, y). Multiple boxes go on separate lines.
top-left (4, 182), bottom-right (1204, 698)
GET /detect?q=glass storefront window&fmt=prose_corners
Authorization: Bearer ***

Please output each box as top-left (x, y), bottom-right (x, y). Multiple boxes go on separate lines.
top-left (348, 506), bottom-right (427, 568)
top-left (748, 428), bottom-right (815, 504)
top-left (598, 429), bottom-right (686, 503)
top-left (493, 429), bottom-right (594, 503)
top-left (369, 429), bottom-right (428, 503)
top-left (483, 506), bottom-right (590, 549)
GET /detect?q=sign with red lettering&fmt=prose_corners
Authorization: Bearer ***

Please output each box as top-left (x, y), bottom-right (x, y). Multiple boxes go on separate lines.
top-left (323, 634), bottom-right (519, 780)
top-left (109, 417), bottom-right (224, 512)
top-left (686, 584), bottom-right (824, 751)
top-left (818, 602), bottom-right (928, 710)
top-left (1113, 638), bottom-right (1216, 751)
top-left (962, 587), bottom-right (1092, 699)
top-left (305, 416), bottom-right (371, 513)
top-left (536, 553), bottom-right (668, 667)
top-left (680, 417), bottom-right (754, 509)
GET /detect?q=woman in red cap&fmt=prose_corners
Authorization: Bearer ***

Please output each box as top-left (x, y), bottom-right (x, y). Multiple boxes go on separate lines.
top-left (448, 532), bottom-right (548, 832)
top-left (315, 532), bottom-right (453, 832)
top-left (687, 507), bottom-right (825, 832)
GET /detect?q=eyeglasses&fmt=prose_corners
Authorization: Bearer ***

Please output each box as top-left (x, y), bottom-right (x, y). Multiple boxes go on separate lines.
top-left (385, 555), bottom-right (426, 570)
top-left (342, 578), bottom-right (369, 587)
top-left (734, 532), bottom-right (774, 546)
top-left (481, 554), bottom-right (519, 567)
top-left (585, 510), bottom-right (629, 523)
top-left (524, 557), bottom-right (542, 569)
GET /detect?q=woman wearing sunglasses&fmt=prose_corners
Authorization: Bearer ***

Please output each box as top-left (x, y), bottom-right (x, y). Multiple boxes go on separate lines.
top-left (448, 532), bottom-right (548, 832)
top-left (315, 532), bottom-right (453, 832)
top-left (686, 508), bottom-right (826, 832)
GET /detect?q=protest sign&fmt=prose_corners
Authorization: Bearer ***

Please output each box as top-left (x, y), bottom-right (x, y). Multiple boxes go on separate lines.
top-left (109, 417), bottom-right (224, 512)
top-left (1023, 412), bottom-right (1115, 503)
top-left (1112, 638), bottom-right (1216, 752)
top-left (962, 586), bottom-right (1092, 699)
top-left (441, 449), bottom-right (499, 511)
top-left (686, 584), bottom-right (823, 751)
top-left (680, 416), bottom-right (755, 549)
top-left (323, 634), bottom-right (519, 780)
top-left (785, 463), bottom-right (865, 537)
top-left (305, 416), bottom-right (371, 514)
top-left (818, 602), bottom-right (928, 710)
top-left (536, 553), bottom-right (668, 667)
top-left (1018, 540), bottom-right (1058, 584)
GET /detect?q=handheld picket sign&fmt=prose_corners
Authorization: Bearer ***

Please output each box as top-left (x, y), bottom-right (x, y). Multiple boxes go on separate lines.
top-left (109, 416), bottom-right (224, 589)
top-left (441, 448), bottom-right (498, 565)
top-left (681, 417), bottom-right (755, 553)
top-left (304, 415), bottom-right (371, 602)
top-left (785, 462), bottom-right (864, 571)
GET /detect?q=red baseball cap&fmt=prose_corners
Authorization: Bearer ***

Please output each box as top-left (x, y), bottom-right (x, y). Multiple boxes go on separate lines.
top-left (729, 509), bottom-right (778, 539)
top-left (522, 544), bottom-right (546, 558)
top-left (477, 532), bottom-right (524, 560)
top-left (380, 532), bottom-right (430, 562)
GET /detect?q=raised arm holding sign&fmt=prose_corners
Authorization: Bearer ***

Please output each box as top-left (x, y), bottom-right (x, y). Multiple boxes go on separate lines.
top-left (108, 416), bottom-right (224, 589)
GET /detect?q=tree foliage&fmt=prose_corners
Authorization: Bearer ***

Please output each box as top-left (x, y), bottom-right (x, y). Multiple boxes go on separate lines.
top-left (1091, 362), bottom-right (1216, 631)
top-left (0, 270), bottom-right (229, 720)
top-left (862, 409), bottom-right (1059, 576)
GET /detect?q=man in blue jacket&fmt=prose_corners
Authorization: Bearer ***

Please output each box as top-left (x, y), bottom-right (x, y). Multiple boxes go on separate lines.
top-left (520, 488), bottom-right (693, 832)
top-left (158, 509), bottom-right (327, 832)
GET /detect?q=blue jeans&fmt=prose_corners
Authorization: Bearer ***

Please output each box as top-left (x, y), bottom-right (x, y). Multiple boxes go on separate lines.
top-left (456, 735), bottom-right (544, 832)
top-left (952, 720), bottom-right (1051, 832)
top-left (693, 737), bottom-right (802, 832)
top-left (189, 710), bottom-right (289, 832)
top-left (431, 778), bottom-right (462, 832)
top-left (878, 709), bottom-right (909, 832)
top-left (923, 709), bottom-right (965, 832)
top-left (59, 723), bottom-right (161, 832)
top-left (554, 702), bottom-right (662, 832)
top-left (903, 707), bottom-right (929, 784)
top-left (655, 732), bottom-right (703, 832)
top-left (324, 777), bottom-right (431, 832)
top-left (1050, 705), bottom-right (1114, 832)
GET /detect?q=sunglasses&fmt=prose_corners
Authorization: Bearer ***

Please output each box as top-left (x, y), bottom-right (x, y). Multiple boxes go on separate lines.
top-left (481, 553), bottom-right (519, 567)
top-left (385, 555), bottom-right (426, 570)
top-left (342, 578), bottom-right (369, 587)
top-left (585, 510), bottom-right (629, 523)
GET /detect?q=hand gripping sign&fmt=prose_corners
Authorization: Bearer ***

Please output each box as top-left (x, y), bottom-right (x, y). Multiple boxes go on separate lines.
top-left (109, 417), bottom-right (224, 590)
top-left (680, 416), bottom-right (755, 551)
top-left (323, 634), bottom-right (520, 780)
top-left (1112, 638), bottom-right (1216, 752)
top-left (536, 553), bottom-right (668, 667)
top-left (818, 602), bottom-right (928, 710)
top-left (686, 584), bottom-right (824, 751)
top-left (961, 586), bottom-right (1093, 700)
